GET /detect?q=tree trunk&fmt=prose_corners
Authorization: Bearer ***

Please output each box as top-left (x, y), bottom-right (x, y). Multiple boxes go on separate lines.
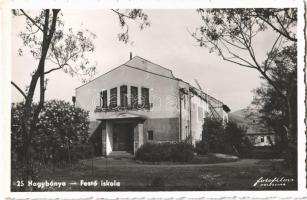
top-left (19, 9), bottom-right (60, 191)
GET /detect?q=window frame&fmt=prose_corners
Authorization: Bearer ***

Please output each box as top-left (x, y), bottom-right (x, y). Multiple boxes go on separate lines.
top-left (110, 87), bottom-right (117, 108)
top-left (141, 87), bottom-right (150, 109)
top-left (130, 86), bottom-right (138, 109)
top-left (102, 90), bottom-right (107, 108)
top-left (120, 85), bottom-right (128, 107)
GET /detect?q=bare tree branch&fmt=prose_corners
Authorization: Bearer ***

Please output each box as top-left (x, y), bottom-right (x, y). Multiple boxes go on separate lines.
top-left (44, 66), bottom-right (64, 75)
top-left (20, 9), bottom-right (44, 32)
top-left (257, 15), bottom-right (297, 42)
top-left (11, 81), bottom-right (27, 100)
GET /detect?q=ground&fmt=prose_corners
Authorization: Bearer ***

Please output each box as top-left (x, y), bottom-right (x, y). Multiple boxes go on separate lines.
top-left (11, 156), bottom-right (297, 191)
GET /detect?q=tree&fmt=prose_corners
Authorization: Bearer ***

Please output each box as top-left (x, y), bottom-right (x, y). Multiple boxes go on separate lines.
top-left (11, 100), bottom-right (92, 191)
top-left (192, 8), bottom-right (297, 152)
top-left (11, 100), bottom-right (90, 166)
top-left (251, 44), bottom-right (297, 147)
top-left (225, 121), bottom-right (251, 154)
top-left (11, 9), bottom-right (150, 190)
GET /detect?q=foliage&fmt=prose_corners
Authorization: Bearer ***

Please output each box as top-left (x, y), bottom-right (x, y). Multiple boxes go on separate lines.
top-left (225, 121), bottom-right (251, 153)
top-left (192, 9), bottom-right (296, 97)
top-left (195, 140), bottom-right (208, 155)
top-left (14, 9), bottom-right (97, 83)
top-left (202, 118), bottom-right (229, 154)
top-left (11, 9), bottom-right (150, 188)
top-left (111, 9), bottom-right (150, 44)
top-left (200, 118), bottom-right (248, 155)
top-left (250, 44), bottom-right (297, 170)
top-left (192, 8), bottom-right (297, 166)
top-left (251, 44), bottom-right (297, 145)
top-left (11, 100), bottom-right (91, 168)
top-left (135, 142), bottom-right (194, 162)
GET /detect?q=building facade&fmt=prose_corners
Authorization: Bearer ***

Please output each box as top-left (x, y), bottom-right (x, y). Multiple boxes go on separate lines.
top-left (229, 108), bottom-right (277, 147)
top-left (75, 56), bottom-right (229, 156)
top-left (245, 117), bottom-right (277, 146)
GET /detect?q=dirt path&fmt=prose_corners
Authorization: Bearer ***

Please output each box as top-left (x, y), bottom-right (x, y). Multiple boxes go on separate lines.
top-left (82, 157), bottom-right (283, 168)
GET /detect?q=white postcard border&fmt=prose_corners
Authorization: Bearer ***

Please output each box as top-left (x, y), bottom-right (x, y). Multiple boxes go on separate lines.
top-left (0, 0), bottom-right (305, 199)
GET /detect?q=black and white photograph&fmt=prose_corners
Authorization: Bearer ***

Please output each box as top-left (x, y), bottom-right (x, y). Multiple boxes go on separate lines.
top-left (0, 0), bottom-right (306, 198)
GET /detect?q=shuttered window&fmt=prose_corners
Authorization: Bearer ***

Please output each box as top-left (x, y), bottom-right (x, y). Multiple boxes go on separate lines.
top-left (110, 87), bottom-right (117, 107)
top-left (131, 86), bottom-right (138, 108)
top-left (120, 85), bottom-right (128, 107)
top-left (141, 87), bottom-right (150, 109)
top-left (102, 90), bottom-right (107, 108)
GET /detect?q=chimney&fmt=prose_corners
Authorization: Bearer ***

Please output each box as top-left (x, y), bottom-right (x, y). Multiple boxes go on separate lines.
top-left (130, 52), bottom-right (132, 60)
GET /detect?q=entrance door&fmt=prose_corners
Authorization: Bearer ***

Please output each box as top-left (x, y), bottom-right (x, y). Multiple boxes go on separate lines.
top-left (113, 123), bottom-right (134, 152)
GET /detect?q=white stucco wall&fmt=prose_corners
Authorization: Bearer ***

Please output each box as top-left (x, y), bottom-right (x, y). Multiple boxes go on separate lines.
top-left (76, 64), bottom-right (180, 121)
top-left (106, 122), bottom-right (113, 154)
top-left (178, 81), bottom-right (210, 144)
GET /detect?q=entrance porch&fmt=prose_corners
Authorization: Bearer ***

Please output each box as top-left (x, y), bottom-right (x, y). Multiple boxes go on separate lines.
top-left (94, 113), bottom-right (146, 156)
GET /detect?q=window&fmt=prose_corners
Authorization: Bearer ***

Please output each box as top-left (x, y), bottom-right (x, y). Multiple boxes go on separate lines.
top-left (131, 86), bottom-right (138, 108)
top-left (120, 85), bottom-right (128, 107)
top-left (148, 130), bottom-right (153, 140)
top-left (141, 87), bottom-right (150, 109)
top-left (260, 137), bottom-right (264, 142)
top-left (102, 90), bottom-right (107, 108)
top-left (110, 87), bottom-right (117, 107)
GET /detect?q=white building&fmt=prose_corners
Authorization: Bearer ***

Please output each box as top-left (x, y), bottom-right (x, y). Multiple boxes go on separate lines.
top-left (75, 56), bottom-right (229, 156)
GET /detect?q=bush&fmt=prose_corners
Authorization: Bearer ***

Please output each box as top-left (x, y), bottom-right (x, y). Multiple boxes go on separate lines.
top-left (11, 100), bottom-right (90, 167)
top-left (135, 142), bottom-right (194, 162)
top-left (171, 142), bottom-right (194, 162)
top-left (195, 140), bottom-right (208, 155)
top-left (72, 143), bottom-right (94, 161)
top-left (201, 117), bottom-right (248, 156)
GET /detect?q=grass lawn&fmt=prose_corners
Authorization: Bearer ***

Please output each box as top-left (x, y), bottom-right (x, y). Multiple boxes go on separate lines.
top-left (11, 157), bottom-right (297, 191)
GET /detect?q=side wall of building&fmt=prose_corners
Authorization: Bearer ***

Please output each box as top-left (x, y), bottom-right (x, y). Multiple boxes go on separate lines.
top-left (178, 82), bottom-right (210, 145)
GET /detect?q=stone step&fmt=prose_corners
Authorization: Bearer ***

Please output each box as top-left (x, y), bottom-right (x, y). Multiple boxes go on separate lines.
top-left (107, 151), bottom-right (134, 158)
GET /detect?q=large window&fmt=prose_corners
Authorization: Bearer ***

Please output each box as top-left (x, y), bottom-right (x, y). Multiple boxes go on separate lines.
top-left (131, 86), bottom-right (138, 109)
top-left (110, 87), bottom-right (117, 107)
top-left (141, 87), bottom-right (150, 109)
top-left (102, 90), bottom-right (107, 108)
top-left (120, 85), bottom-right (128, 107)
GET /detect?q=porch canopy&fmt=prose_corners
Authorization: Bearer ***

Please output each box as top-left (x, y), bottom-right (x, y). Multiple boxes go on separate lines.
top-left (96, 112), bottom-right (148, 121)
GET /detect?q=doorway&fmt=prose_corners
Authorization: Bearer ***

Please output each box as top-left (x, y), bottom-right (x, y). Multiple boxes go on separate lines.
top-left (113, 123), bottom-right (134, 153)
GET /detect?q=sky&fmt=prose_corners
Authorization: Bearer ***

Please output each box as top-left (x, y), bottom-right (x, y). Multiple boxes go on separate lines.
top-left (11, 9), bottom-right (277, 112)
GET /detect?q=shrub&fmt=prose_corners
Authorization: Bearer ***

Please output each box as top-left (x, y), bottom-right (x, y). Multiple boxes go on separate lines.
top-left (195, 140), bottom-right (208, 155)
top-left (201, 117), bottom-right (248, 156)
top-left (171, 143), bottom-right (194, 162)
top-left (11, 100), bottom-right (90, 167)
top-left (135, 142), bottom-right (194, 162)
top-left (71, 143), bottom-right (94, 161)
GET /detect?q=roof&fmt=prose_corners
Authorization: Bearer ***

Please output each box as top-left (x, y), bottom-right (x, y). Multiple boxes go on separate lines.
top-left (75, 56), bottom-right (227, 106)
top-left (125, 56), bottom-right (174, 78)
top-left (76, 56), bottom-right (176, 89)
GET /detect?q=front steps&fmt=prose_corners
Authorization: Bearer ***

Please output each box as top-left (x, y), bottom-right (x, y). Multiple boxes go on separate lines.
top-left (107, 151), bottom-right (134, 158)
